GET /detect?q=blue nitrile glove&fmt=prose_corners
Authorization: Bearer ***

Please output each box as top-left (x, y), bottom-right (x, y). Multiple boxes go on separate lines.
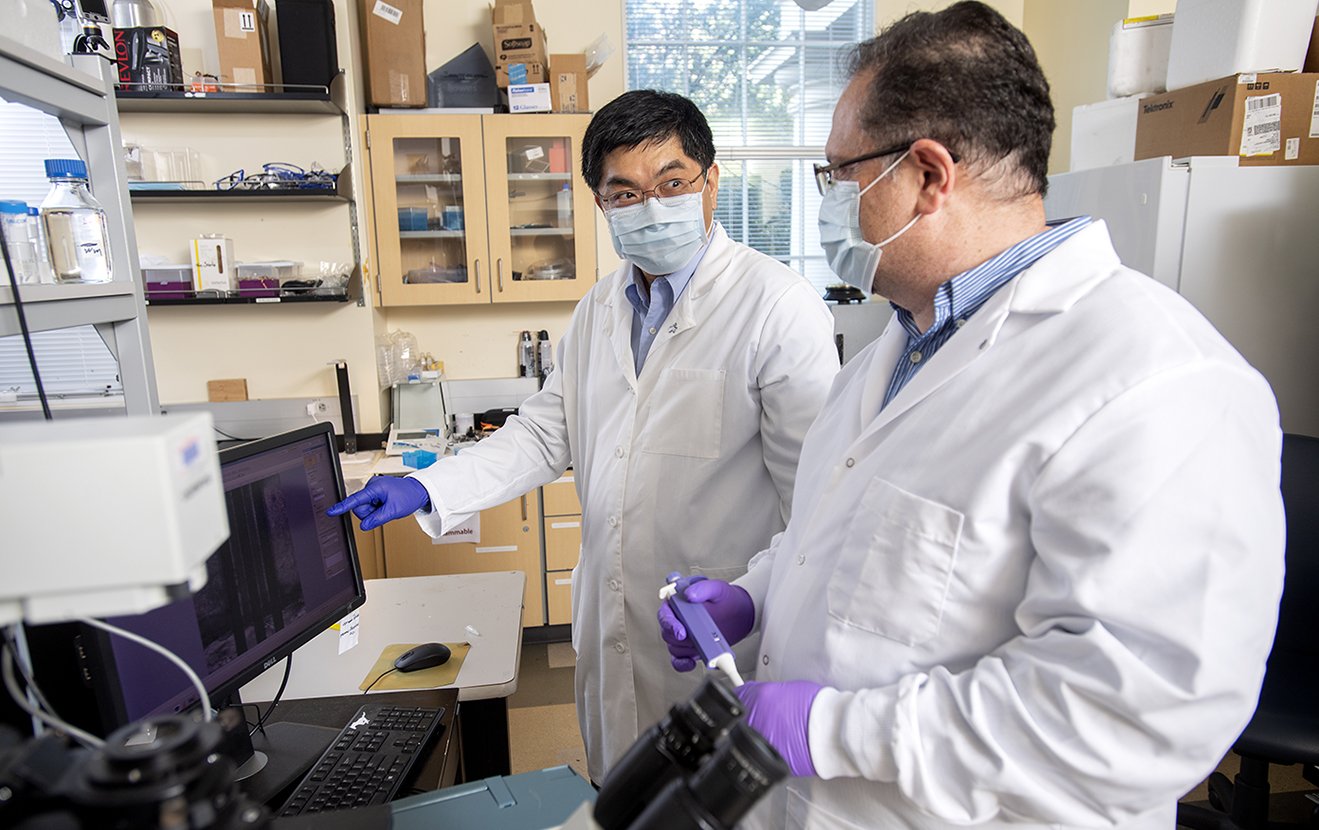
top-left (657, 575), bottom-right (755, 672)
top-left (736, 680), bottom-right (823, 778)
top-left (326, 476), bottom-right (431, 532)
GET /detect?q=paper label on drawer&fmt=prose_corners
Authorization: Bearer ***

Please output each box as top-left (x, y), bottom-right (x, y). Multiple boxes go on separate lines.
top-left (555, 578), bottom-right (572, 585)
top-left (1241, 94), bottom-right (1281, 156)
top-left (551, 521), bottom-right (580, 529)
top-left (476, 545), bottom-right (518, 553)
top-left (373, 0), bottom-right (402, 24)
top-left (433, 513), bottom-right (479, 545)
top-left (1310, 81), bottom-right (1319, 138)
top-left (334, 610), bottom-right (359, 654)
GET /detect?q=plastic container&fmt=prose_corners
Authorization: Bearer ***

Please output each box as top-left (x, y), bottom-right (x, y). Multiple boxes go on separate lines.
top-left (1166, 0), bottom-right (1319, 91)
top-left (27, 207), bottom-right (54, 283)
top-left (398, 207), bottom-right (428, 232)
top-left (557, 184), bottom-right (573, 228)
top-left (142, 265), bottom-right (194, 299)
top-left (0, 201), bottom-right (40, 285)
top-left (40, 158), bottom-right (113, 284)
top-left (1107, 14), bottom-right (1173, 99)
top-left (236, 261), bottom-right (300, 297)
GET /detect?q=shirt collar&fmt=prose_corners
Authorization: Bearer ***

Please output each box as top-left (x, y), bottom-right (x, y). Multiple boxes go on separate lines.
top-left (623, 220), bottom-right (716, 314)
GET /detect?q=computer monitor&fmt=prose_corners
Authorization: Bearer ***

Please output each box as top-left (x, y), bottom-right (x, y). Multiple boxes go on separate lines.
top-left (81, 422), bottom-right (365, 729)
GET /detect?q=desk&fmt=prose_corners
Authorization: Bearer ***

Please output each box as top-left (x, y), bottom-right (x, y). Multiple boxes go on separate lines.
top-left (240, 571), bottom-right (526, 779)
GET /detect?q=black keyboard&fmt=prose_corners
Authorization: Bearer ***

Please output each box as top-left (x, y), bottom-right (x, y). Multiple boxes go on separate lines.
top-left (277, 703), bottom-right (445, 816)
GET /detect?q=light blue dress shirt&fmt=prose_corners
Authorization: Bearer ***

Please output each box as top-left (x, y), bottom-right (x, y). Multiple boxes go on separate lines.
top-left (623, 225), bottom-right (713, 375)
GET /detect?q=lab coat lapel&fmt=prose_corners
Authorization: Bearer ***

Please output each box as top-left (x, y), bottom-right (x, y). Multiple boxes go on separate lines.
top-left (597, 265), bottom-right (640, 389)
top-left (638, 225), bottom-right (730, 365)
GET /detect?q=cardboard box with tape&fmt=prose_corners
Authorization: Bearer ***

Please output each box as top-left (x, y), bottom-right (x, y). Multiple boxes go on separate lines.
top-left (212, 0), bottom-right (271, 92)
top-left (1134, 72), bottom-right (1319, 166)
top-left (359, 0), bottom-right (426, 107)
top-left (550, 52), bottom-right (588, 112)
top-left (492, 0), bottom-right (548, 87)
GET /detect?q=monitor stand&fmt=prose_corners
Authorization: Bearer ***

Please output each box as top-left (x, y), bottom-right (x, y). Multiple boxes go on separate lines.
top-left (239, 721), bottom-right (339, 807)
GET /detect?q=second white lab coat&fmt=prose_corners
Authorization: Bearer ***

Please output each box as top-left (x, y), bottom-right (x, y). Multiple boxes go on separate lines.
top-left (736, 222), bottom-right (1285, 830)
top-left (409, 223), bottom-right (839, 781)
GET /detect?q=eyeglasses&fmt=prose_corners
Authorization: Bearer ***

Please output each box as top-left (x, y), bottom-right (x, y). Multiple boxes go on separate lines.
top-left (813, 142), bottom-right (912, 196)
top-left (598, 169), bottom-right (709, 211)
top-left (812, 142), bottom-right (959, 196)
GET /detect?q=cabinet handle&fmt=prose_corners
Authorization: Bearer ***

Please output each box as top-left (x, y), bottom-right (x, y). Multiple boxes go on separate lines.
top-left (521, 493), bottom-right (527, 521)
top-left (497, 258), bottom-right (505, 292)
top-left (475, 259), bottom-right (482, 293)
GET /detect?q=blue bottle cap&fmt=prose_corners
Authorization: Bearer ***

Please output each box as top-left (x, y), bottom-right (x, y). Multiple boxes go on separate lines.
top-left (44, 158), bottom-right (89, 179)
top-left (0, 200), bottom-right (29, 215)
top-left (28, 207), bottom-right (39, 216)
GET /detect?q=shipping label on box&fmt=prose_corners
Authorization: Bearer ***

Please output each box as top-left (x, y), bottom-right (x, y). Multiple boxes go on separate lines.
top-left (549, 53), bottom-right (588, 112)
top-left (509, 83), bottom-right (551, 113)
top-left (192, 236), bottom-right (236, 293)
top-left (112, 27), bottom-right (184, 91)
top-left (359, 0), bottom-right (425, 106)
top-left (1134, 72), bottom-right (1319, 166)
top-left (213, 0), bottom-right (271, 91)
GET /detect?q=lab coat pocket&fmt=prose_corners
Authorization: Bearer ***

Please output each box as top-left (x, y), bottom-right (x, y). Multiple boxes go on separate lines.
top-left (643, 368), bottom-right (725, 458)
top-left (828, 477), bottom-right (963, 646)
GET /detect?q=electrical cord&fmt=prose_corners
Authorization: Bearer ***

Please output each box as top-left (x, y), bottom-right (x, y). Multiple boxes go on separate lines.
top-left (0, 627), bottom-right (58, 716)
top-left (248, 655), bottom-right (292, 737)
top-left (362, 667), bottom-right (399, 694)
top-left (76, 617), bottom-right (211, 722)
top-left (0, 218), bottom-right (53, 420)
top-left (2, 639), bottom-right (103, 748)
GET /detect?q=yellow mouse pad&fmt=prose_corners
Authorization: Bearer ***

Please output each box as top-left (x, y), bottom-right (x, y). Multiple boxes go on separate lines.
top-left (359, 642), bottom-right (471, 691)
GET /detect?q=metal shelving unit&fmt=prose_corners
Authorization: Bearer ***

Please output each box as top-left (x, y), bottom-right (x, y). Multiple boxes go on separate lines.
top-left (0, 38), bottom-right (159, 415)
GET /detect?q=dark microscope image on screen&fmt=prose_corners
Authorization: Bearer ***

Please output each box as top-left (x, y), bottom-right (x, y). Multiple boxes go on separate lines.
top-left (196, 476), bottom-right (309, 675)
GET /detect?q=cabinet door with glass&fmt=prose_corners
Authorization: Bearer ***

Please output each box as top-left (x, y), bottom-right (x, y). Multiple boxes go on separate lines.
top-left (367, 114), bottom-right (491, 305)
top-left (482, 114), bottom-right (597, 303)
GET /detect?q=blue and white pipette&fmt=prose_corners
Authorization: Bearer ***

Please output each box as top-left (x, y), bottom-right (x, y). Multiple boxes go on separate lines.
top-left (659, 572), bottom-right (745, 687)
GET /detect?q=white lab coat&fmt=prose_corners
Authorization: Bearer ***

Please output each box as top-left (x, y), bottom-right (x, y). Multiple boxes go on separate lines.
top-left (408, 223), bottom-right (839, 781)
top-left (736, 222), bottom-right (1285, 830)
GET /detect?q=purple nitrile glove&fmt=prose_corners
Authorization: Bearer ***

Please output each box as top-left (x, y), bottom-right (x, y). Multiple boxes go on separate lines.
top-left (326, 476), bottom-right (431, 532)
top-left (657, 576), bottom-right (755, 672)
top-left (736, 680), bottom-right (823, 778)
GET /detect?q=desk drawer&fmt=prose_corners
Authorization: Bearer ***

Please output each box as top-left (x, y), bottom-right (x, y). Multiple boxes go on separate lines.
top-left (547, 570), bottom-right (573, 625)
top-left (543, 473), bottom-right (579, 516)
top-left (544, 518), bottom-right (581, 571)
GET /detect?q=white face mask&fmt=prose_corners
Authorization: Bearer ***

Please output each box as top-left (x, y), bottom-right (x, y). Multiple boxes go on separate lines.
top-left (818, 150), bottom-right (920, 296)
top-left (605, 190), bottom-right (710, 276)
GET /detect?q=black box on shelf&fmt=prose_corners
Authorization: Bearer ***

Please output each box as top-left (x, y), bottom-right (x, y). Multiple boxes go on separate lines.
top-left (112, 27), bottom-right (184, 92)
top-left (275, 0), bottom-right (339, 91)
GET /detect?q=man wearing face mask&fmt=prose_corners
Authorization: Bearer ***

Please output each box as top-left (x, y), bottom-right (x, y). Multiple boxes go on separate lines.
top-left (329, 89), bottom-right (839, 782)
top-left (658, 4), bottom-right (1284, 830)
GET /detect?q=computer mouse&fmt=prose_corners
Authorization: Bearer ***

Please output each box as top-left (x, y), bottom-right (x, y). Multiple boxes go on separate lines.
top-left (394, 642), bottom-right (451, 672)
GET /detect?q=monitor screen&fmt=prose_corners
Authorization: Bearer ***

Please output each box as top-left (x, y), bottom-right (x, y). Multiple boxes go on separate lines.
top-left (86, 423), bottom-right (364, 727)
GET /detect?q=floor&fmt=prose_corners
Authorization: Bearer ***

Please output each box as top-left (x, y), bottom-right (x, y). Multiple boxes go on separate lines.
top-left (503, 642), bottom-right (1319, 822)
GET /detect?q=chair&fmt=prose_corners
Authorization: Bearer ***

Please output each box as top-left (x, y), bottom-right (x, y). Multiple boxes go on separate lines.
top-left (1177, 433), bottom-right (1319, 830)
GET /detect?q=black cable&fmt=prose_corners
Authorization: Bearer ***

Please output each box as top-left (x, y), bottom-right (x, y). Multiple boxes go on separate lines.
top-left (0, 220), bottom-right (53, 420)
top-left (248, 655), bottom-right (292, 737)
top-left (362, 667), bottom-right (398, 694)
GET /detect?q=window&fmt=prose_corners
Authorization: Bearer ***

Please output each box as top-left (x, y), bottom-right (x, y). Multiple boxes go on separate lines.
top-left (0, 100), bottom-right (123, 406)
top-left (625, 0), bottom-right (874, 294)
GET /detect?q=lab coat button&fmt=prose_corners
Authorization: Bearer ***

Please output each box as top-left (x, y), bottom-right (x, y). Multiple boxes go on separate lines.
top-left (614, 643), bottom-right (626, 653)
top-left (796, 554), bottom-right (805, 565)
top-left (910, 351), bottom-right (922, 364)
top-left (615, 446), bottom-right (624, 458)
top-left (845, 458), bottom-right (855, 468)
top-left (762, 655), bottom-right (770, 665)
top-left (609, 579), bottom-right (620, 591)
top-left (608, 516), bottom-right (618, 527)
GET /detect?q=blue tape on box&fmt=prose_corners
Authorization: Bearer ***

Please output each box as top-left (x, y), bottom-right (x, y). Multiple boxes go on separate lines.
top-left (509, 62), bottom-right (527, 85)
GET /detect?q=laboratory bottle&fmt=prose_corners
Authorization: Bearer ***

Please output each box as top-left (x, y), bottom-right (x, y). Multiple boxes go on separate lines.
top-left (519, 331), bottom-right (536, 377)
top-left (538, 330), bottom-right (553, 379)
top-left (40, 158), bottom-right (113, 284)
top-left (28, 207), bottom-right (55, 283)
top-left (0, 201), bottom-right (40, 285)
top-left (557, 184), bottom-right (573, 228)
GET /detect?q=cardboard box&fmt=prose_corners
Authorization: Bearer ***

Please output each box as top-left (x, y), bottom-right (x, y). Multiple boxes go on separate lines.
top-left (359, 0), bottom-right (426, 107)
top-left (207, 379), bottom-right (248, 402)
top-left (550, 52), bottom-right (588, 112)
top-left (508, 83), bottom-right (551, 113)
top-left (491, 0), bottom-right (547, 67)
top-left (495, 62), bottom-right (546, 87)
top-left (112, 27), bottom-right (184, 91)
top-left (1134, 72), bottom-right (1319, 166)
top-left (192, 235), bottom-right (236, 293)
top-left (212, 0), bottom-right (272, 92)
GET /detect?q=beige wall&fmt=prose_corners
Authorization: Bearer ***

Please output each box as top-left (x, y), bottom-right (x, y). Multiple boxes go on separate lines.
top-left (136, 0), bottom-right (1162, 431)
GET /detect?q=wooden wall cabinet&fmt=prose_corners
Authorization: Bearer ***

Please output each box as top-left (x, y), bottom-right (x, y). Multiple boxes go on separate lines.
top-left (542, 472), bottom-right (580, 626)
top-left (364, 113), bottom-right (597, 307)
top-left (381, 490), bottom-right (544, 628)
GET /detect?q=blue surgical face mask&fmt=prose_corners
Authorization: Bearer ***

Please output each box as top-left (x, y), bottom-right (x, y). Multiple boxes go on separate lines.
top-left (605, 190), bottom-right (710, 276)
top-left (818, 150), bottom-right (919, 296)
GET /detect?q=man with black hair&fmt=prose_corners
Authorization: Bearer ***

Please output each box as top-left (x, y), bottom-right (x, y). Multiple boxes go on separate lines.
top-left (659, 4), bottom-right (1285, 829)
top-left (330, 89), bottom-right (838, 782)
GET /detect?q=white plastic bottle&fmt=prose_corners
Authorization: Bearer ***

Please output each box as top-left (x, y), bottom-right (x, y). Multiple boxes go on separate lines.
top-left (557, 184), bottom-right (573, 228)
top-left (40, 158), bottom-right (113, 283)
